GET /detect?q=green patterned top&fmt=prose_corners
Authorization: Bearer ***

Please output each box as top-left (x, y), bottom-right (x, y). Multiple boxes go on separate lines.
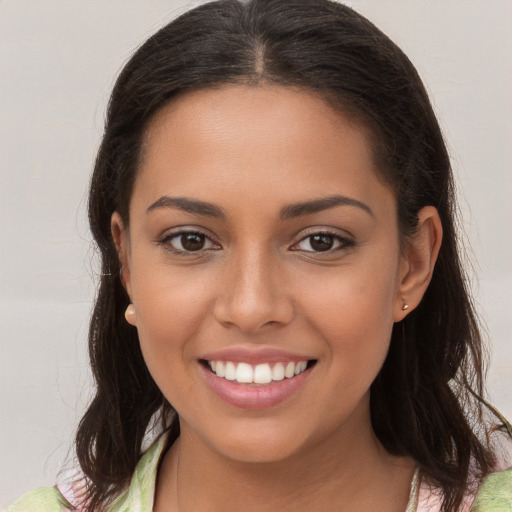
top-left (5, 434), bottom-right (512, 511)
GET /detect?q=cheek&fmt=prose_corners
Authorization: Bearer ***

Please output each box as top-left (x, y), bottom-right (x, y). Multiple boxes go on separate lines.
top-left (129, 262), bottom-right (216, 378)
top-left (300, 257), bottom-right (398, 378)
top-left (303, 252), bottom-right (398, 325)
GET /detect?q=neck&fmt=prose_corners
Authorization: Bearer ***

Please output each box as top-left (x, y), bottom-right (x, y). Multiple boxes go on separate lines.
top-left (155, 409), bottom-right (414, 512)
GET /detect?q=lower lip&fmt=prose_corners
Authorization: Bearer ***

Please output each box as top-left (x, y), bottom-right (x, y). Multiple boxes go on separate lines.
top-left (200, 363), bottom-right (313, 410)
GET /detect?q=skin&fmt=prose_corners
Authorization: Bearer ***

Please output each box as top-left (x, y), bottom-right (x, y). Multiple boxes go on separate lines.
top-left (112, 84), bottom-right (442, 511)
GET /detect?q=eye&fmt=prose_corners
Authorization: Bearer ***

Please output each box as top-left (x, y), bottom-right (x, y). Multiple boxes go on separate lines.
top-left (160, 231), bottom-right (220, 254)
top-left (292, 232), bottom-right (353, 253)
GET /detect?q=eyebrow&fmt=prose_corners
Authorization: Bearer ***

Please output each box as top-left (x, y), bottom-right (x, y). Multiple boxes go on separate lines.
top-left (279, 195), bottom-right (374, 219)
top-left (147, 196), bottom-right (226, 218)
top-left (146, 194), bottom-right (373, 219)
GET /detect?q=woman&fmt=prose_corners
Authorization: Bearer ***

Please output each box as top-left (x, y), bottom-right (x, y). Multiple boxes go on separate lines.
top-left (6, 0), bottom-right (511, 511)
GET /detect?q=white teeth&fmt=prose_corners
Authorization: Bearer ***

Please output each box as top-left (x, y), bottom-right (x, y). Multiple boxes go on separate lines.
top-left (284, 362), bottom-right (295, 379)
top-left (208, 360), bottom-right (310, 383)
top-left (254, 364), bottom-right (272, 384)
top-left (216, 361), bottom-right (225, 378)
top-left (235, 362), bottom-right (253, 383)
top-left (295, 361), bottom-right (307, 374)
top-left (224, 362), bottom-right (236, 380)
top-left (272, 362), bottom-right (285, 381)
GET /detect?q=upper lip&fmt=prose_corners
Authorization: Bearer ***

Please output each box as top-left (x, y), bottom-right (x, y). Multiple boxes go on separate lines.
top-left (200, 347), bottom-right (315, 365)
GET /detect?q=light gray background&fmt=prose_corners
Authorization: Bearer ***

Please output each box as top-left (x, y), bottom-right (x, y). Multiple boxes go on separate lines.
top-left (1, 0), bottom-right (511, 506)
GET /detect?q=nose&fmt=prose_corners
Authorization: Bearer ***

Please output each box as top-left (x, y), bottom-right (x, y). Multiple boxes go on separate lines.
top-left (213, 247), bottom-right (294, 333)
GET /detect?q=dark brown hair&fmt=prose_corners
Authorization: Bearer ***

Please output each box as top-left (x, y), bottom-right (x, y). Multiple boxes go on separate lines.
top-left (77, 1), bottom-right (497, 510)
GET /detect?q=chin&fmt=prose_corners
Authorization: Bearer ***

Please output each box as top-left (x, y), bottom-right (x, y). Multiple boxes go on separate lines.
top-left (185, 416), bottom-right (312, 464)
top-left (214, 436), bottom-right (304, 464)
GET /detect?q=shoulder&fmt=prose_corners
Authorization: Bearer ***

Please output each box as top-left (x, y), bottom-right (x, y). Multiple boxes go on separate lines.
top-left (471, 466), bottom-right (512, 511)
top-left (4, 432), bottom-right (169, 512)
top-left (3, 486), bottom-right (71, 512)
top-left (416, 428), bottom-right (512, 512)
top-left (471, 426), bottom-right (512, 511)
top-left (107, 432), bottom-right (169, 511)
top-left (415, 467), bottom-right (512, 512)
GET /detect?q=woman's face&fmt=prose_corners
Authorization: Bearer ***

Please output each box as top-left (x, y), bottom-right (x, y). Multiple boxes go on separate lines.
top-left (115, 85), bottom-right (411, 463)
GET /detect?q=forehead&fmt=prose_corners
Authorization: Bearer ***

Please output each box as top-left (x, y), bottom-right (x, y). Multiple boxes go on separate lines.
top-left (133, 84), bottom-right (392, 216)
top-left (143, 84), bottom-right (369, 165)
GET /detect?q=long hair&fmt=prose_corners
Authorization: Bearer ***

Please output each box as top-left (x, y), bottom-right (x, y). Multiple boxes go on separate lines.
top-left (77, 1), bottom-right (496, 509)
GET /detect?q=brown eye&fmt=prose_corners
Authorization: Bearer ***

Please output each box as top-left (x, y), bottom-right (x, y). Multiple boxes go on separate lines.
top-left (292, 232), bottom-right (353, 253)
top-left (162, 231), bottom-right (219, 254)
top-left (309, 234), bottom-right (334, 252)
top-left (180, 233), bottom-right (206, 251)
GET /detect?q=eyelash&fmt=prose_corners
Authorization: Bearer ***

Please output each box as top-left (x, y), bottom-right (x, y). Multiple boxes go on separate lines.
top-left (158, 230), bottom-right (220, 255)
top-left (291, 230), bottom-right (354, 253)
top-left (158, 229), bottom-right (354, 255)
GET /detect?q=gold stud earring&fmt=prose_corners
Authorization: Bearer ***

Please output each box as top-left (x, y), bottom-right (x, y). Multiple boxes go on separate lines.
top-left (125, 303), bottom-right (137, 325)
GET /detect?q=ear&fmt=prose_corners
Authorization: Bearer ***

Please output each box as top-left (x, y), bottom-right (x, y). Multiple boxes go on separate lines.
top-left (111, 211), bottom-right (133, 301)
top-left (393, 206), bottom-right (443, 322)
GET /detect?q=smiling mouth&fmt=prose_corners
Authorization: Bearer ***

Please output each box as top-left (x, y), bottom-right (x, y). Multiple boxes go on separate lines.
top-left (200, 359), bottom-right (317, 385)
